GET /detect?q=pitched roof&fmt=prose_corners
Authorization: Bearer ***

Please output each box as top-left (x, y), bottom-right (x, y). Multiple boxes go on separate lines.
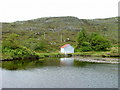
top-left (61, 44), bottom-right (70, 48)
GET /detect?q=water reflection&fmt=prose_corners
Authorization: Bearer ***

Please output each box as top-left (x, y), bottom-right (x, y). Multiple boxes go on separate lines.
top-left (1, 58), bottom-right (60, 70)
top-left (74, 60), bottom-right (89, 67)
top-left (60, 58), bottom-right (74, 66)
top-left (1, 57), bottom-right (110, 70)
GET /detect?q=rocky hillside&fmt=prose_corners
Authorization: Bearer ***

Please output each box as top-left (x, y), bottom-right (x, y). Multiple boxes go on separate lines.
top-left (2, 16), bottom-right (118, 45)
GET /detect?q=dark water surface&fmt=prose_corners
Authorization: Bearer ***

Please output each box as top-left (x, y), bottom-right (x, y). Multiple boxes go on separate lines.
top-left (0, 57), bottom-right (118, 88)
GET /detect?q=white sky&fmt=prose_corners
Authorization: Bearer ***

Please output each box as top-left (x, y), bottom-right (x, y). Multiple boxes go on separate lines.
top-left (0, 0), bottom-right (119, 22)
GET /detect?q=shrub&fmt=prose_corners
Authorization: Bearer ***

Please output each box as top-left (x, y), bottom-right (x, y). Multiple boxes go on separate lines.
top-left (77, 28), bottom-right (88, 48)
top-left (79, 42), bottom-right (92, 52)
top-left (2, 46), bottom-right (35, 59)
top-left (90, 33), bottom-right (111, 51)
top-left (76, 30), bottom-right (111, 51)
top-left (75, 42), bottom-right (92, 52)
top-left (81, 42), bottom-right (91, 46)
top-left (34, 40), bottom-right (46, 51)
top-left (23, 38), bottom-right (47, 52)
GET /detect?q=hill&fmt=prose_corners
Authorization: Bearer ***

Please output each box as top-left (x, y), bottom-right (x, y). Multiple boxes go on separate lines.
top-left (2, 16), bottom-right (118, 53)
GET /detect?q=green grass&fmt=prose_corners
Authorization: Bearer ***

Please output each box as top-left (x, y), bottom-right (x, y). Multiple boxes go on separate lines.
top-left (72, 46), bottom-right (119, 57)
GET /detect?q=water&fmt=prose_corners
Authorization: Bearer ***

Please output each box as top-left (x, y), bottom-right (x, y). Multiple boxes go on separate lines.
top-left (0, 68), bottom-right (2, 90)
top-left (0, 57), bottom-right (118, 88)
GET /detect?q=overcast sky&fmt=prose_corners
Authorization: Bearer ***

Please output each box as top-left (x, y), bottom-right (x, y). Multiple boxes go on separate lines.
top-left (0, 0), bottom-right (119, 22)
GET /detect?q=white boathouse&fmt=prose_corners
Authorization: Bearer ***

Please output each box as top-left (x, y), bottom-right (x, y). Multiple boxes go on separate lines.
top-left (60, 44), bottom-right (74, 54)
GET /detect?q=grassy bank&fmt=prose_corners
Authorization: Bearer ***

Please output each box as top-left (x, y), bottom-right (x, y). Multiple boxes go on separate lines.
top-left (1, 47), bottom-right (119, 61)
top-left (27, 46), bottom-right (119, 58)
top-left (72, 51), bottom-right (119, 57)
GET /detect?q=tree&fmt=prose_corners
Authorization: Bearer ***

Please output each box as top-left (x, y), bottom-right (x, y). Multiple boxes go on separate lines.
top-left (77, 28), bottom-right (88, 48)
top-left (90, 32), bottom-right (111, 51)
top-left (79, 42), bottom-right (92, 52)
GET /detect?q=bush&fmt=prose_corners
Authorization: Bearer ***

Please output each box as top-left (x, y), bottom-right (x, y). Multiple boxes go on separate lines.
top-left (2, 40), bottom-right (19, 50)
top-left (81, 42), bottom-right (91, 46)
top-left (77, 42), bottom-right (92, 52)
top-left (76, 30), bottom-right (111, 51)
top-left (23, 38), bottom-right (47, 52)
top-left (34, 40), bottom-right (46, 51)
top-left (2, 46), bottom-right (35, 59)
top-left (90, 33), bottom-right (111, 51)
top-left (77, 28), bottom-right (88, 48)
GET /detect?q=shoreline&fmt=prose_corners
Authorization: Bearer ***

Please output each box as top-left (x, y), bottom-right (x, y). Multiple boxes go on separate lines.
top-left (1, 53), bottom-right (119, 61)
top-left (1, 52), bottom-right (119, 64)
top-left (74, 57), bottom-right (119, 64)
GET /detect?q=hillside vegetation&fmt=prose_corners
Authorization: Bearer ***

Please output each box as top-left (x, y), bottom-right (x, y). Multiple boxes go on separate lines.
top-left (2, 16), bottom-right (118, 59)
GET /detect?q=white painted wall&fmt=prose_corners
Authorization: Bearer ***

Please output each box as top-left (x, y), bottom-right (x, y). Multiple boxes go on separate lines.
top-left (60, 45), bottom-right (74, 54)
